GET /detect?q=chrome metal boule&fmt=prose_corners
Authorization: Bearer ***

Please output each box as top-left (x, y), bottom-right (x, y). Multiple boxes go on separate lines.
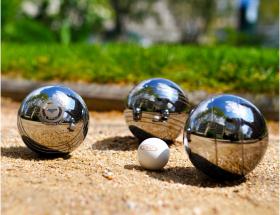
top-left (184, 94), bottom-right (268, 180)
top-left (17, 85), bottom-right (89, 155)
top-left (124, 78), bottom-right (190, 143)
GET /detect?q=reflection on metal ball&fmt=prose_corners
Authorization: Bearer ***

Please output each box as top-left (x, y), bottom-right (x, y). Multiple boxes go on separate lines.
top-left (124, 78), bottom-right (190, 143)
top-left (184, 94), bottom-right (268, 180)
top-left (17, 85), bottom-right (89, 155)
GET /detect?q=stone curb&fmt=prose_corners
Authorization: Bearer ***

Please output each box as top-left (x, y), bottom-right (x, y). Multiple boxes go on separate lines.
top-left (1, 77), bottom-right (278, 120)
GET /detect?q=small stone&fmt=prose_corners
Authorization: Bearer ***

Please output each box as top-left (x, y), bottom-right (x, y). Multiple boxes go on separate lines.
top-left (193, 207), bottom-right (202, 215)
top-left (102, 169), bottom-right (114, 180)
top-left (126, 200), bottom-right (136, 209)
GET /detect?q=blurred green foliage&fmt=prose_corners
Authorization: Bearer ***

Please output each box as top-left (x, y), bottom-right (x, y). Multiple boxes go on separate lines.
top-left (3, 19), bottom-right (57, 42)
top-left (219, 28), bottom-right (263, 46)
top-left (1, 0), bottom-right (159, 43)
top-left (2, 0), bottom-right (111, 43)
top-left (2, 43), bottom-right (278, 94)
top-left (2, 0), bottom-right (278, 45)
top-left (259, 0), bottom-right (279, 24)
top-left (167, 0), bottom-right (216, 43)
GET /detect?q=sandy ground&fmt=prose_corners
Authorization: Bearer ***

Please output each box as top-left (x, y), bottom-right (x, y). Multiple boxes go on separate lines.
top-left (1, 97), bottom-right (279, 215)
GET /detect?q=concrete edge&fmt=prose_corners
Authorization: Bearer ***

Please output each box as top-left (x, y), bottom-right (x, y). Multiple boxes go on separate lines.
top-left (1, 77), bottom-right (279, 120)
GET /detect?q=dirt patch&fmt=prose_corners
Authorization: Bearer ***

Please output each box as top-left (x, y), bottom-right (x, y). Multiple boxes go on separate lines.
top-left (1, 98), bottom-right (279, 215)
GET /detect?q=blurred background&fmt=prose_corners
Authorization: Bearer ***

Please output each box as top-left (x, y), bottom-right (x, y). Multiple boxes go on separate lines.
top-left (1, 0), bottom-right (279, 95)
top-left (2, 0), bottom-right (279, 46)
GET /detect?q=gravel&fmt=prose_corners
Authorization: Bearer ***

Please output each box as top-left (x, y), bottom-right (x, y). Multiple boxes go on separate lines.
top-left (1, 98), bottom-right (279, 215)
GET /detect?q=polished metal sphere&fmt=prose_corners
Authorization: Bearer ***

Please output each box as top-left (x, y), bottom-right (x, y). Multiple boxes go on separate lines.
top-left (184, 94), bottom-right (268, 180)
top-left (124, 78), bottom-right (190, 143)
top-left (17, 85), bottom-right (89, 155)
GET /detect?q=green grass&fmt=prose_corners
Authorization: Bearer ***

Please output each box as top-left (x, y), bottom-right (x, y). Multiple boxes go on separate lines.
top-left (2, 43), bottom-right (278, 94)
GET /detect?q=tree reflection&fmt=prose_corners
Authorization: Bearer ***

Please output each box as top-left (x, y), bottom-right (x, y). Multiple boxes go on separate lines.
top-left (128, 80), bottom-right (187, 113)
top-left (21, 93), bottom-right (49, 121)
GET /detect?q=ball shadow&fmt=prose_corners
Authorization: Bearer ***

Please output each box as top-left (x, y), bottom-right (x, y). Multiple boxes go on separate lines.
top-left (92, 136), bottom-right (140, 151)
top-left (124, 164), bottom-right (246, 188)
top-left (1, 146), bottom-right (71, 160)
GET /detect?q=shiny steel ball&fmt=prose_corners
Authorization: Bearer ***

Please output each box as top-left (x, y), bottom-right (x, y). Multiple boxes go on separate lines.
top-left (124, 78), bottom-right (190, 143)
top-left (184, 94), bottom-right (268, 180)
top-left (17, 85), bottom-right (89, 155)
